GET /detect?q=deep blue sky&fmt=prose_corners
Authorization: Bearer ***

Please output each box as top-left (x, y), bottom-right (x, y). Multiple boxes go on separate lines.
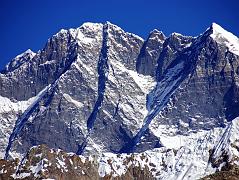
top-left (0, 0), bottom-right (238, 69)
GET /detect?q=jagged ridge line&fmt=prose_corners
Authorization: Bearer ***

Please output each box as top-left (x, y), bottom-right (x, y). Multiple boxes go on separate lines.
top-left (4, 40), bottom-right (79, 160)
top-left (119, 33), bottom-right (218, 153)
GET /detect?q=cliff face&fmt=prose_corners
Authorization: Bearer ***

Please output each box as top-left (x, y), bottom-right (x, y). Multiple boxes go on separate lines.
top-left (0, 22), bottom-right (239, 179)
top-left (149, 26), bottom-right (239, 136)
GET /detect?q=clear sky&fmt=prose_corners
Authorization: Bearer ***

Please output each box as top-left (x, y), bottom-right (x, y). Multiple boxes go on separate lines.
top-left (0, 0), bottom-right (238, 69)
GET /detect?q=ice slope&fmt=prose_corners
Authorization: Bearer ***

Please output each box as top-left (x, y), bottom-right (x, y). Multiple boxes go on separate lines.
top-left (0, 96), bottom-right (36, 158)
top-left (98, 117), bottom-right (239, 179)
top-left (209, 118), bottom-right (239, 168)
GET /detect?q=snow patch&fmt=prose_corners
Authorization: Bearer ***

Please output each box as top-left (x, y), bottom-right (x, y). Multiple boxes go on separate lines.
top-left (63, 93), bottom-right (83, 108)
top-left (128, 70), bottom-right (156, 94)
top-left (73, 60), bottom-right (94, 76)
top-left (11, 172), bottom-right (31, 179)
top-left (0, 96), bottom-right (35, 114)
top-left (39, 59), bottom-right (56, 66)
top-left (109, 60), bottom-right (156, 94)
top-left (75, 29), bottom-right (94, 44)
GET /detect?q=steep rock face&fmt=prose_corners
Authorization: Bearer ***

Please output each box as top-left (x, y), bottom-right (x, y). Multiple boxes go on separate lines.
top-left (148, 25), bottom-right (239, 139)
top-left (0, 21), bottom-right (239, 179)
top-left (1, 23), bottom-right (104, 159)
top-left (119, 25), bottom-right (239, 152)
top-left (136, 29), bottom-right (166, 77)
top-left (155, 33), bottom-right (193, 80)
top-left (1, 22), bottom-right (160, 159)
top-left (0, 29), bottom-right (78, 101)
top-left (13, 23), bottom-right (104, 157)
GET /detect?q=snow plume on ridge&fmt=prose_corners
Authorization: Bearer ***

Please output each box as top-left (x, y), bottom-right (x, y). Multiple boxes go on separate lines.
top-left (77, 22), bottom-right (110, 155)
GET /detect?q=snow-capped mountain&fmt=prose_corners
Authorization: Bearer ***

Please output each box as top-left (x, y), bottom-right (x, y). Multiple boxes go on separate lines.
top-left (0, 22), bottom-right (239, 179)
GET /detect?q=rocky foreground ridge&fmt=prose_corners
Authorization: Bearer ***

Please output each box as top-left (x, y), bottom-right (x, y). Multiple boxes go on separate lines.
top-left (0, 22), bottom-right (239, 179)
top-left (0, 142), bottom-right (239, 180)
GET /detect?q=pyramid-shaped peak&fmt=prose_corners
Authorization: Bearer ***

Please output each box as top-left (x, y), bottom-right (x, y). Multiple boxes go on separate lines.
top-left (211, 22), bottom-right (232, 35)
top-left (150, 29), bottom-right (165, 36)
top-left (150, 29), bottom-right (161, 33)
top-left (209, 22), bottom-right (239, 56)
top-left (15, 49), bottom-right (36, 59)
top-left (148, 29), bottom-right (166, 41)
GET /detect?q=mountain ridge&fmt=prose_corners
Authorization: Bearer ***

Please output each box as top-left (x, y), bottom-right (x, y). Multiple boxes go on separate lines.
top-left (0, 22), bottom-right (239, 179)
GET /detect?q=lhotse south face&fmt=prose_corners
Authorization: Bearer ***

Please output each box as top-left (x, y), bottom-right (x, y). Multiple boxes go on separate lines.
top-left (0, 22), bottom-right (239, 179)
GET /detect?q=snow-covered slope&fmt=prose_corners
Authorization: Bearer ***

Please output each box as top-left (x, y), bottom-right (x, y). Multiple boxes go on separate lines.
top-left (0, 117), bottom-right (238, 179)
top-left (99, 117), bottom-right (239, 179)
top-left (0, 22), bottom-right (239, 179)
top-left (0, 95), bottom-right (36, 158)
top-left (210, 23), bottom-right (239, 56)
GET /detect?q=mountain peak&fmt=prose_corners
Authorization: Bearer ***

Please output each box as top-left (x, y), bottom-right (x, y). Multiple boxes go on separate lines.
top-left (149, 29), bottom-right (166, 40)
top-left (79, 22), bottom-right (103, 30)
top-left (211, 22), bottom-right (224, 32)
top-left (15, 49), bottom-right (35, 59)
top-left (2, 49), bottom-right (36, 73)
top-left (1, 21), bottom-right (239, 179)
top-left (150, 29), bottom-right (161, 34)
top-left (209, 22), bottom-right (239, 56)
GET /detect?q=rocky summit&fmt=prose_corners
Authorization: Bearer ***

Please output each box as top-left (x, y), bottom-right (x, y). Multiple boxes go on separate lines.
top-left (0, 22), bottom-right (239, 179)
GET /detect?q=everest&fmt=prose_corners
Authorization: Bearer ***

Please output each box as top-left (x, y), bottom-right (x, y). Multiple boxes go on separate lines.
top-left (0, 22), bottom-right (239, 179)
